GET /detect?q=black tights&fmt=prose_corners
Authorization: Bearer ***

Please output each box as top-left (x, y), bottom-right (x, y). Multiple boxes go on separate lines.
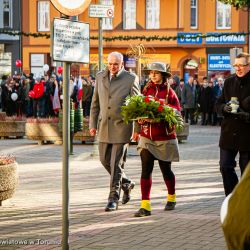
top-left (140, 149), bottom-right (174, 180)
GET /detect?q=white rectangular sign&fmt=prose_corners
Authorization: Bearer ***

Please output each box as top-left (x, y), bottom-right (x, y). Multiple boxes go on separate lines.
top-left (89, 4), bottom-right (114, 18)
top-left (31, 54), bottom-right (44, 66)
top-left (52, 18), bottom-right (90, 63)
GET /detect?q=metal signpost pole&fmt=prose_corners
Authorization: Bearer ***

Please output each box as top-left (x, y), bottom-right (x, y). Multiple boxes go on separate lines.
top-left (98, 17), bottom-right (103, 71)
top-left (61, 14), bottom-right (70, 249)
top-left (50, 2), bottom-right (91, 249)
top-left (62, 60), bottom-right (70, 250)
top-left (98, 0), bottom-right (103, 71)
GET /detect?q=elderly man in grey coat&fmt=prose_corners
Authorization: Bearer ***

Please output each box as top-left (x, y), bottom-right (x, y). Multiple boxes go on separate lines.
top-left (89, 51), bottom-right (141, 211)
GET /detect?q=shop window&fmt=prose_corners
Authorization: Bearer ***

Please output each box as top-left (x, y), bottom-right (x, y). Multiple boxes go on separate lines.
top-left (38, 1), bottom-right (50, 32)
top-left (100, 0), bottom-right (113, 30)
top-left (123, 0), bottom-right (136, 30)
top-left (30, 54), bottom-right (45, 78)
top-left (216, 0), bottom-right (231, 29)
top-left (0, 52), bottom-right (11, 77)
top-left (146, 0), bottom-right (160, 29)
top-left (190, 0), bottom-right (198, 29)
top-left (0, 0), bottom-right (12, 28)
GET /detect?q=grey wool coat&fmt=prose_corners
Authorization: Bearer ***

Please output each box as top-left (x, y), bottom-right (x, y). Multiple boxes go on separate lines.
top-left (89, 67), bottom-right (141, 143)
top-left (181, 83), bottom-right (197, 109)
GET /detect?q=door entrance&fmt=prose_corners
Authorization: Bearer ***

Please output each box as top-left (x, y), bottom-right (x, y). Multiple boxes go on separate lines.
top-left (183, 59), bottom-right (198, 83)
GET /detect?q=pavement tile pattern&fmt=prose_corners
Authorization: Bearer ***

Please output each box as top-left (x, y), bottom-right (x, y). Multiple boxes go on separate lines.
top-left (0, 126), bottom-right (229, 250)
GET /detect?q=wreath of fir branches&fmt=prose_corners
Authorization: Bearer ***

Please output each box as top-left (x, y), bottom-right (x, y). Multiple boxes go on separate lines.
top-left (121, 95), bottom-right (183, 131)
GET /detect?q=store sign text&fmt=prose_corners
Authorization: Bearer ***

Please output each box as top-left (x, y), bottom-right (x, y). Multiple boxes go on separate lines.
top-left (208, 54), bottom-right (231, 71)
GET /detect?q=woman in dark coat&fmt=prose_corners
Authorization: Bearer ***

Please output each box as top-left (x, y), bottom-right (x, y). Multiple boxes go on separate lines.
top-left (13, 79), bottom-right (25, 116)
top-left (5, 78), bottom-right (16, 116)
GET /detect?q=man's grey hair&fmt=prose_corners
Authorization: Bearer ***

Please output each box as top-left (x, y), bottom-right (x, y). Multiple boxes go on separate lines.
top-left (108, 51), bottom-right (123, 62)
top-left (236, 52), bottom-right (250, 63)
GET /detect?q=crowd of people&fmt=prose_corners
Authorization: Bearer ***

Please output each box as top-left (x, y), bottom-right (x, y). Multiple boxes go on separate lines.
top-left (171, 75), bottom-right (224, 126)
top-left (0, 73), bottom-right (95, 118)
top-left (0, 68), bottom-right (225, 127)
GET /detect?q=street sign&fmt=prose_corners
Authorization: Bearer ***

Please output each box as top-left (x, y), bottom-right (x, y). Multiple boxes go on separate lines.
top-left (50, 0), bottom-right (92, 16)
top-left (206, 33), bottom-right (246, 44)
top-left (52, 18), bottom-right (90, 63)
top-left (89, 4), bottom-right (114, 18)
top-left (208, 54), bottom-right (231, 71)
top-left (177, 33), bottom-right (202, 44)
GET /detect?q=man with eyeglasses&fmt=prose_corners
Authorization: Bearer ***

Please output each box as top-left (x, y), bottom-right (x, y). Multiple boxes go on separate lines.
top-left (216, 52), bottom-right (250, 196)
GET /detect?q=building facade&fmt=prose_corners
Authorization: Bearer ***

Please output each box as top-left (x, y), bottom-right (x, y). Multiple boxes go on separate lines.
top-left (21, 0), bottom-right (248, 81)
top-left (0, 0), bottom-right (21, 76)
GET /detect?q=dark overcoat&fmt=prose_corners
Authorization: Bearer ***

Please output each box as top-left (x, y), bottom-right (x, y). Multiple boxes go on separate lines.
top-left (198, 86), bottom-right (214, 113)
top-left (216, 72), bottom-right (250, 151)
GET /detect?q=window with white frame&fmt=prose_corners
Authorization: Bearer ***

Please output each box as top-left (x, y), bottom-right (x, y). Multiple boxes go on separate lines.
top-left (216, 0), bottom-right (231, 29)
top-left (0, 0), bottom-right (12, 28)
top-left (38, 1), bottom-right (50, 32)
top-left (146, 0), bottom-right (160, 29)
top-left (123, 0), bottom-right (136, 30)
top-left (190, 0), bottom-right (197, 29)
top-left (100, 0), bottom-right (113, 30)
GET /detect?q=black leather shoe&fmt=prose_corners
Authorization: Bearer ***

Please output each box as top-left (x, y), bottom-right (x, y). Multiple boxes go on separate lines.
top-left (134, 208), bottom-right (151, 217)
top-left (122, 182), bottom-right (135, 204)
top-left (105, 201), bottom-right (118, 212)
top-left (164, 201), bottom-right (176, 211)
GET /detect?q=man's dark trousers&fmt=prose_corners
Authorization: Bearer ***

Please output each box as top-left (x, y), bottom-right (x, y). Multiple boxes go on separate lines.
top-left (220, 148), bottom-right (250, 196)
top-left (99, 142), bottom-right (131, 202)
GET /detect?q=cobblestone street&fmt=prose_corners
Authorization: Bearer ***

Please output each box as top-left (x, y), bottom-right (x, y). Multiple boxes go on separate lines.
top-left (0, 125), bottom-right (228, 250)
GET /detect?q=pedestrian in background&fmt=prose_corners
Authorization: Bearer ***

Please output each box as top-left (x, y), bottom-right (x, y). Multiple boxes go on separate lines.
top-left (174, 78), bottom-right (185, 117)
top-left (5, 78), bottom-right (16, 116)
top-left (216, 52), bottom-right (250, 196)
top-left (213, 77), bottom-right (224, 125)
top-left (1, 75), bottom-right (9, 113)
top-left (132, 62), bottom-right (181, 217)
top-left (181, 76), bottom-right (197, 124)
top-left (89, 51), bottom-right (141, 212)
top-left (81, 77), bottom-right (92, 117)
top-left (198, 77), bottom-right (214, 125)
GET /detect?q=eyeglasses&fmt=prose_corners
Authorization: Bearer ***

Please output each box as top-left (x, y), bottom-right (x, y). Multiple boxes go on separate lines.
top-left (233, 64), bottom-right (249, 68)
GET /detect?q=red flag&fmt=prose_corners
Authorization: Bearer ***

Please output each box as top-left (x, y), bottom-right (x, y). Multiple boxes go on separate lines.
top-left (77, 77), bottom-right (83, 101)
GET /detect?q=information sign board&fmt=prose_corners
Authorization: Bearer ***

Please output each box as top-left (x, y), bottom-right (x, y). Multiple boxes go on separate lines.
top-left (52, 18), bottom-right (89, 63)
top-left (89, 4), bottom-right (114, 18)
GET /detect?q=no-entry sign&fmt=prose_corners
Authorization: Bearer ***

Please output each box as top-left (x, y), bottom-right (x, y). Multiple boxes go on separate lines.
top-left (50, 0), bottom-right (92, 16)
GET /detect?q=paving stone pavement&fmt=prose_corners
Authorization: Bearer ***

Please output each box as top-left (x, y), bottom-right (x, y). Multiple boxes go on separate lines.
top-left (0, 125), bottom-right (230, 250)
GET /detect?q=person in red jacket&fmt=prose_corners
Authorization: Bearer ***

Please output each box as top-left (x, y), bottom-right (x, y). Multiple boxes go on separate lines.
top-left (133, 62), bottom-right (181, 217)
top-left (32, 77), bottom-right (44, 117)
